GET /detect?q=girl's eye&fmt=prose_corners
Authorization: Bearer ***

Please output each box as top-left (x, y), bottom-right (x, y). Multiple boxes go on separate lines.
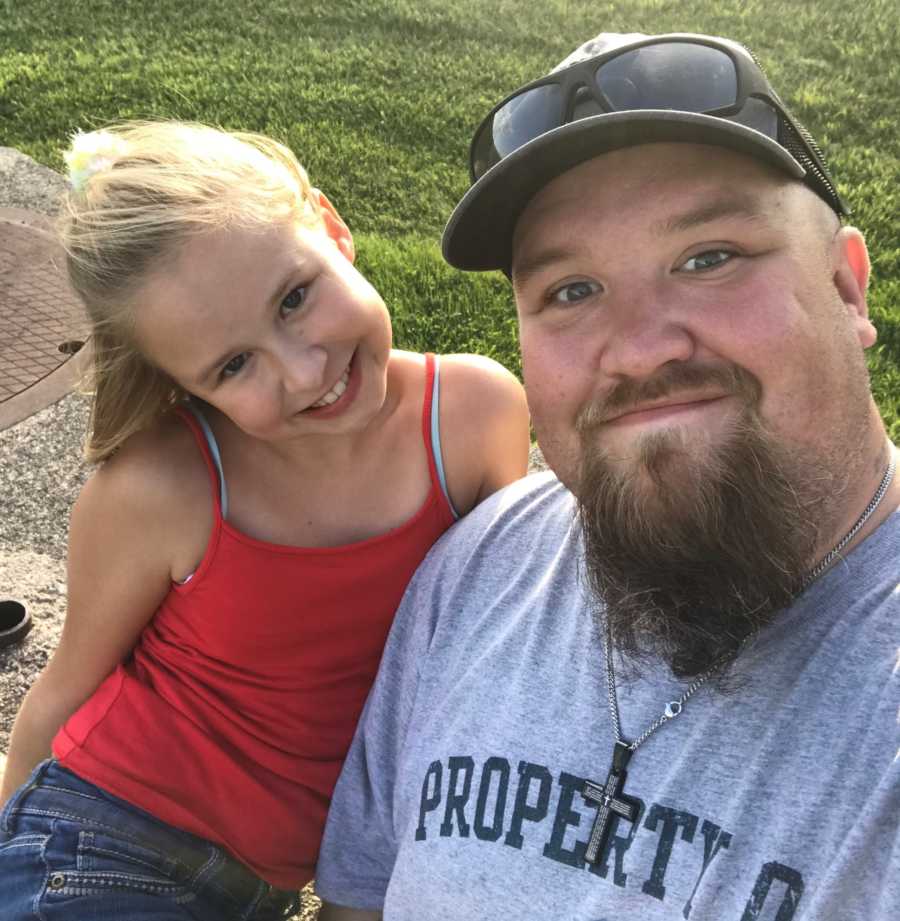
top-left (221, 353), bottom-right (249, 379)
top-left (548, 280), bottom-right (603, 305)
top-left (280, 286), bottom-right (306, 316)
top-left (680, 250), bottom-right (734, 273)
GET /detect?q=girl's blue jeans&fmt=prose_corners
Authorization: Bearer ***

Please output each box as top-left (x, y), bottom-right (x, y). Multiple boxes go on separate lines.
top-left (0, 759), bottom-right (302, 920)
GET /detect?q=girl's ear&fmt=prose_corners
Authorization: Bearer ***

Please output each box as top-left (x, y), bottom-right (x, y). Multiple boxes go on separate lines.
top-left (313, 189), bottom-right (355, 263)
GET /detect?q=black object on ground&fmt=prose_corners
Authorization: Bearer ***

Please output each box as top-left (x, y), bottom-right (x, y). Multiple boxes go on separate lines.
top-left (0, 599), bottom-right (32, 648)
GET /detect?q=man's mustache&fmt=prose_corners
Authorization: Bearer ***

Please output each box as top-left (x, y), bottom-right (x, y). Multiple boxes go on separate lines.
top-left (576, 363), bottom-right (762, 434)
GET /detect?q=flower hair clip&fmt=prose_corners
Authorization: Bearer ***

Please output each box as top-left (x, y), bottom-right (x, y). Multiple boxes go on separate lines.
top-left (64, 130), bottom-right (130, 192)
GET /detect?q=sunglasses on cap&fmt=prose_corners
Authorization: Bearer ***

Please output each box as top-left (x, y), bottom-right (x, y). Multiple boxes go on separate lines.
top-left (469, 34), bottom-right (846, 216)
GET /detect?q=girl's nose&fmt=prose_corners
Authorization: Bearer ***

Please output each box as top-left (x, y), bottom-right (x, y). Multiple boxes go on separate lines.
top-left (279, 342), bottom-right (329, 396)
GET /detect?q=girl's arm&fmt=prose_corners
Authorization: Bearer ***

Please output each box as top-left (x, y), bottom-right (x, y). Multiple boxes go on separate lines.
top-left (0, 441), bottom-right (186, 804)
top-left (438, 354), bottom-right (532, 514)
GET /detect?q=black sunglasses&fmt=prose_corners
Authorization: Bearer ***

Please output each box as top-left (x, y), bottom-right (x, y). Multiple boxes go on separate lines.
top-left (470, 35), bottom-right (845, 215)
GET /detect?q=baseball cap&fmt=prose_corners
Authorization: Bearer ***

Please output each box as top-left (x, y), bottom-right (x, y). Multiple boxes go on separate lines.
top-left (442, 32), bottom-right (846, 272)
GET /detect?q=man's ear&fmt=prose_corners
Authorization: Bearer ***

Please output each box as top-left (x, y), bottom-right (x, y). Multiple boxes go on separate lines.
top-left (833, 226), bottom-right (876, 348)
top-left (313, 189), bottom-right (355, 263)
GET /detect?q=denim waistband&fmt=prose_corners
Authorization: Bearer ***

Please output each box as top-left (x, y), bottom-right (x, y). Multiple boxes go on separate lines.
top-left (3, 759), bottom-right (299, 916)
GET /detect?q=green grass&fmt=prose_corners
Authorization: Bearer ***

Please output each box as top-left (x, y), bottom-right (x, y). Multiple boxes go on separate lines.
top-left (2, 0), bottom-right (897, 437)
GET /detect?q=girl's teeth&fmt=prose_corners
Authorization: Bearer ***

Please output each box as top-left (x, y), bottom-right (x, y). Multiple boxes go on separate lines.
top-left (310, 365), bottom-right (351, 409)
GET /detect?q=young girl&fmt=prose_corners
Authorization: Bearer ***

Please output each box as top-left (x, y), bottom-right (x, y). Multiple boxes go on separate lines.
top-left (0, 121), bottom-right (530, 919)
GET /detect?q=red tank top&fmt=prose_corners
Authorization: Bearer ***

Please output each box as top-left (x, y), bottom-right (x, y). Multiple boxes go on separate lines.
top-left (53, 353), bottom-right (457, 889)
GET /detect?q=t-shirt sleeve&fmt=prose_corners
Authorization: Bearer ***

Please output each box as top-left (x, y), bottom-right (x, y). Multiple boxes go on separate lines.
top-left (315, 543), bottom-right (444, 910)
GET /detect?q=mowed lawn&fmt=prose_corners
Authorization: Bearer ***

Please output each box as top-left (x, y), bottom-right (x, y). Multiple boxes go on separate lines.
top-left (1, 1), bottom-right (897, 913)
top-left (1, 0), bottom-right (898, 436)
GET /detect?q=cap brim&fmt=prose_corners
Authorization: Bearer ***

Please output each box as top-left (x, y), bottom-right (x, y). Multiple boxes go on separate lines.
top-left (441, 110), bottom-right (806, 272)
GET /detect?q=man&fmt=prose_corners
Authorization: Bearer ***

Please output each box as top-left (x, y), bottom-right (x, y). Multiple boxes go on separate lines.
top-left (315, 32), bottom-right (899, 920)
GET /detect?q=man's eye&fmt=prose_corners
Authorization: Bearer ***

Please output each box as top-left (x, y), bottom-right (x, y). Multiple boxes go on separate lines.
top-left (680, 250), bottom-right (734, 272)
top-left (549, 280), bottom-right (602, 305)
top-left (280, 286), bottom-right (306, 316)
top-left (221, 353), bottom-right (249, 379)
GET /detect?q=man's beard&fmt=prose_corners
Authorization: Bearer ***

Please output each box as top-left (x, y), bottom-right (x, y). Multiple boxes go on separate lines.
top-left (576, 363), bottom-right (829, 681)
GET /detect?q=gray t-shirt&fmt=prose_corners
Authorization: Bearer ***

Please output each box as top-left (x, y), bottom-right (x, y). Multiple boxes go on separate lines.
top-left (317, 473), bottom-right (900, 920)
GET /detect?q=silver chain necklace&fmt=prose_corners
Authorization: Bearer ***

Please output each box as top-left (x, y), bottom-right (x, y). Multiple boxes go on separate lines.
top-left (580, 445), bottom-right (896, 865)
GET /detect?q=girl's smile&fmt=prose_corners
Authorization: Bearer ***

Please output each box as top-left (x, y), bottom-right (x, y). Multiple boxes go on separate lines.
top-left (298, 350), bottom-right (361, 418)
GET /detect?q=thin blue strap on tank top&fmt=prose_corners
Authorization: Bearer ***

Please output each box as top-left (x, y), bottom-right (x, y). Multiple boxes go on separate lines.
top-left (430, 356), bottom-right (460, 520)
top-left (183, 402), bottom-right (229, 520)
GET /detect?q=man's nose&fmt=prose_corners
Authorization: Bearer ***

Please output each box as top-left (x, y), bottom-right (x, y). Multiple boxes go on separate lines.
top-left (597, 294), bottom-right (696, 380)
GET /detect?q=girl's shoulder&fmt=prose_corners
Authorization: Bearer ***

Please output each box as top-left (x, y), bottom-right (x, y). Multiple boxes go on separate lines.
top-left (390, 350), bottom-right (531, 514)
top-left (93, 410), bottom-right (206, 495)
top-left (423, 351), bottom-right (527, 438)
top-left (387, 349), bottom-right (525, 414)
top-left (437, 352), bottom-right (525, 408)
top-left (79, 410), bottom-right (213, 549)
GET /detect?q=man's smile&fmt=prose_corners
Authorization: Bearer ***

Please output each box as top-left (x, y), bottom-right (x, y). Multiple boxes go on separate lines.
top-left (602, 394), bottom-right (731, 428)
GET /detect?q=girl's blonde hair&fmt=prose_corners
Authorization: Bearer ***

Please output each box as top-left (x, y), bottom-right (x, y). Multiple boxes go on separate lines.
top-left (59, 120), bottom-right (322, 463)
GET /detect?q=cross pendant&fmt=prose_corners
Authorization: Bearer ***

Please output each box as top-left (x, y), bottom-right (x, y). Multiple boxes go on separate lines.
top-left (582, 741), bottom-right (640, 864)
